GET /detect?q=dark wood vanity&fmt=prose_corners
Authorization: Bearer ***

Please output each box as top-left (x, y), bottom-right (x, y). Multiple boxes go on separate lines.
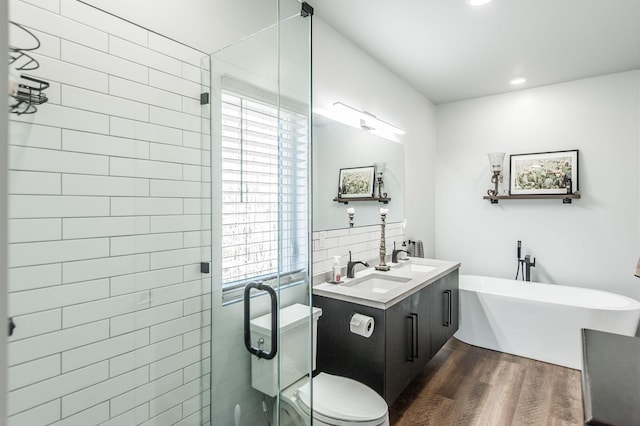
top-left (314, 268), bottom-right (459, 404)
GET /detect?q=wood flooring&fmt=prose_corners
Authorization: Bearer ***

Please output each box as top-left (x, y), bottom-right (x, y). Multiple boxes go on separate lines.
top-left (389, 338), bottom-right (584, 426)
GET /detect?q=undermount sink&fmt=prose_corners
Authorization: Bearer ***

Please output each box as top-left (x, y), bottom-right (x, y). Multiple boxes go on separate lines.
top-left (406, 264), bottom-right (438, 274)
top-left (314, 258), bottom-right (461, 309)
top-left (345, 274), bottom-right (412, 294)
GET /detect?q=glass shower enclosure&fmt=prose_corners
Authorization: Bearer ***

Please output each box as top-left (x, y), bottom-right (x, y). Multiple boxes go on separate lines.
top-left (6, 1), bottom-right (212, 424)
top-left (207, 1), bottom-right (313, 425)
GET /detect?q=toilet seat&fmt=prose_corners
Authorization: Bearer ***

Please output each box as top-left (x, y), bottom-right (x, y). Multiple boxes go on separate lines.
top-left (295, 373), bottom-right (389, 425)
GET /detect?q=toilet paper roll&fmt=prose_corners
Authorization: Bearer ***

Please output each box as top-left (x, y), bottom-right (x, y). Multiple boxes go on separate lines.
top-left (350, 313), bottom-right (374, 338)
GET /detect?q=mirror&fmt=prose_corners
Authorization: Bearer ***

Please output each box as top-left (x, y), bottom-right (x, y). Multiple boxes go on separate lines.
top-left (313, 114), bottom-right (405, 231)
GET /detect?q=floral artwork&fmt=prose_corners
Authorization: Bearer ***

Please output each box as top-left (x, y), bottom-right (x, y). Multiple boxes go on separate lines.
top-left (509, 150), bottom-right (578, 195)
top-left (338, 166), bottom-right (375, 198)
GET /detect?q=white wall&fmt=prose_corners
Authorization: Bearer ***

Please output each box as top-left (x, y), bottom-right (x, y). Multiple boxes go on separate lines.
top-left (436, 71), bottom-right (640, 300)
top-left (7, 1), bottom-right (211, 424)
top-left (313, 19), bottom-right (437, 256)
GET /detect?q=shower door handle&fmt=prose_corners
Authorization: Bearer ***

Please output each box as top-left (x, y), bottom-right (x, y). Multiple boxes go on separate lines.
top-left (244, 282), bottom-right (278, 360)
top-left (443, 290), bottom-right (452, 327)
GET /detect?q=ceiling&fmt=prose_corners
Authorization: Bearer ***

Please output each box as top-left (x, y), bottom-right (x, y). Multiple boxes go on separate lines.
top-left (82, 0), bottom-right (640, 105)
top-left (315, 0), bottom-right (640, 104)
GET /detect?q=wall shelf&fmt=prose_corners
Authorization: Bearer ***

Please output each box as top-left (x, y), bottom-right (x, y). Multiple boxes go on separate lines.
top-left (483, 193), bottom-right (581, 204)
top-left (333, 196), bottom-right (390, 205)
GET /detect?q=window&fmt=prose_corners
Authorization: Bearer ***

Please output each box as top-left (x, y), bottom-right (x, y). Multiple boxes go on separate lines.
top-left (220, 83), bottom-right (309, 301)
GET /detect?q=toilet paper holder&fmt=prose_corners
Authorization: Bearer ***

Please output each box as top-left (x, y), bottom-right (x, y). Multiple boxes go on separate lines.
top-left (350, 313), bottom-right (375, 338)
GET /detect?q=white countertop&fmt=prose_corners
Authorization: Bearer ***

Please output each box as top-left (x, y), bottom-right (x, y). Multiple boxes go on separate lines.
top-left (313, 257), bottom-right (461, 309)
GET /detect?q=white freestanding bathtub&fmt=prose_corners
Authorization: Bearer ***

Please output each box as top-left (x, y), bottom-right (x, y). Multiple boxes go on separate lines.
top-left (454, 274), bottom-right (640, 370)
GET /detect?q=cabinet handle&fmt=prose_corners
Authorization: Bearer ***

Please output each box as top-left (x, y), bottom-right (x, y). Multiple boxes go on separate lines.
top-left (406, 316), bottom-right (413, 362)
top-left (412, 313), bottom-right (419, 358)
top-left (443, 290), bottom-right (452, 327)
top-left (407, 313), bottom-right (418, 361)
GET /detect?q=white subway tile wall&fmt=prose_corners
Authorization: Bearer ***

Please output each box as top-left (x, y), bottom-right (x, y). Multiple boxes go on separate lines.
top-left (312, 222), bottom-right (405, 274)
top-left (7, 1), bottom-right (211, 425)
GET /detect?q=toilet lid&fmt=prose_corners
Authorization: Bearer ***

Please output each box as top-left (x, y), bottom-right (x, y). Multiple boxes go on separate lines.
top-left (296, 373), bottom-right (388, 422)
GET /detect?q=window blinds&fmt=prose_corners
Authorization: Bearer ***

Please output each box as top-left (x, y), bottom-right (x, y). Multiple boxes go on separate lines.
top-left (220, 87), bottom-right (309, 296)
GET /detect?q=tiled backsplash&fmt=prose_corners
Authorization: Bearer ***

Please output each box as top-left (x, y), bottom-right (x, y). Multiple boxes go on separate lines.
top-left (312, 221), bottom-right (405, 280)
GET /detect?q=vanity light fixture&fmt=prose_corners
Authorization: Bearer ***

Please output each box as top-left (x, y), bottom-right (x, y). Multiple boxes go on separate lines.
top-left (466, 0), bottom-right (492, 6)
top-left (332, 102), bottom-right (405, 136)
top-left (510, 77), bottom-right (527, 85)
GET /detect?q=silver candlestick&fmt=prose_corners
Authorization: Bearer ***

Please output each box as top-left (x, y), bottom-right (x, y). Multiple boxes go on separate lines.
top-left (375, 212), bottom-right (390, 271)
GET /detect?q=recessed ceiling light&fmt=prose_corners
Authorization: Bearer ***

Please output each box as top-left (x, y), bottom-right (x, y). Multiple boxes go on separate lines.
top-left (467, 0), bottom-right (492, 6)
top-left (510, 77), bottom-right (527, 85)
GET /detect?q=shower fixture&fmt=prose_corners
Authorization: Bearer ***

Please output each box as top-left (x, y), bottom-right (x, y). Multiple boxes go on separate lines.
top-left (9, 21), bottom-right (49, 115)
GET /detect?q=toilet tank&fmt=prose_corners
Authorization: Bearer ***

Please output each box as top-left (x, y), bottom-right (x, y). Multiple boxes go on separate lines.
top-left (250, 303), bottom-right (322, 396)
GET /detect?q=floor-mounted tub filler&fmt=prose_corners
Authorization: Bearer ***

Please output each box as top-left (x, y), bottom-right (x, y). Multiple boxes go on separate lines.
top-left (454, 275), bottom-right (640, 370)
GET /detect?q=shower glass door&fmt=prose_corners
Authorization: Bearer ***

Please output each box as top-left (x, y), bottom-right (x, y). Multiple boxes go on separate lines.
top-left (274, 3), bottom-right (313, 424)
top-left (208, 1), bottom-right (313, 425)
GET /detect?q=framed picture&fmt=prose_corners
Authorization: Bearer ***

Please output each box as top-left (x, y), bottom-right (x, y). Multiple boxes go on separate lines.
top-left (338, 166), bottom-right (375, 198)
top-left (509, 150), bottom-right (579, 195)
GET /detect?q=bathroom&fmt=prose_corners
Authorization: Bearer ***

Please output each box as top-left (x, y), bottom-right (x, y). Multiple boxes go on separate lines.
top-left (2, 0), bottom-right (640, 425)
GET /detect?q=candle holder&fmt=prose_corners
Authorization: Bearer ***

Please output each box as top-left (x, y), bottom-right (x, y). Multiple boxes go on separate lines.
top-left (487, 152), bottom-right (505, 198)
top-left (375, 162), bottom-right (387, 199)
top-left (375, 211), bottom-right (390, 271)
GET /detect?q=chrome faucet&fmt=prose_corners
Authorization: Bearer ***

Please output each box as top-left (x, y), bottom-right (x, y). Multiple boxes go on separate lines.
top-left (347, 250), bottom-right (370, 278)
top-left (391, 242), bottom-right (410, 263)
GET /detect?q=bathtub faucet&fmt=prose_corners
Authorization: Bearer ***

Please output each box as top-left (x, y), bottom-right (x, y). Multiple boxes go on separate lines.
top-left (522, 255), bottom-right (536, 282)
top-left (516, 240), bottom-right (536, 281)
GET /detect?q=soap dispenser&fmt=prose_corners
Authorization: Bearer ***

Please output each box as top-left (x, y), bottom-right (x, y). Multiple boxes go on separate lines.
top-left (332, 256), bottom-right (342, 283)
top-left (400, 241), bottom-right (408, 260)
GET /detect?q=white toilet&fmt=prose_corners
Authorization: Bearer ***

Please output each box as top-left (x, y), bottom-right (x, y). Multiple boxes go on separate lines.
top-left (250, 303), bottom-right (389, 426)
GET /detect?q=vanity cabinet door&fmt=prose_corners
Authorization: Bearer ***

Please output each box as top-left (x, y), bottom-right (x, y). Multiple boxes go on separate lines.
top-left (410, 285), bottom-right (432, 376)
top-left (430, 269), bottom-right (459, 358)
top-left (384, 285), bottom-right (432, 404)
top-left (384, 297), bottom-right (414, 404)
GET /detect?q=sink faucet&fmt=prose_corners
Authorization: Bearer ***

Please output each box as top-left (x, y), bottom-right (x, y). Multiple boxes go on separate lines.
top-left (391, 242), bottom-right (410, 263)
top-left (347, 250), bottom-right (370, 278)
